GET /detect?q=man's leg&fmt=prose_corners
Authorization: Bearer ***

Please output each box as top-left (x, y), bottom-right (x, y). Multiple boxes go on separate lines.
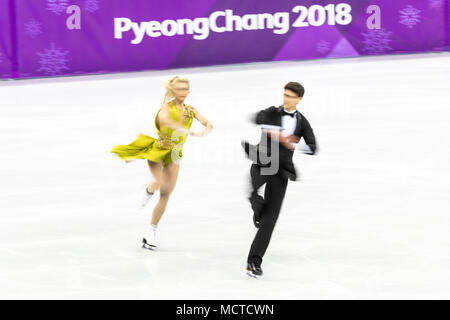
top-left (249, 163), bottom-right (269, 227)
top-left (247, 173), bottom-right (289, 265)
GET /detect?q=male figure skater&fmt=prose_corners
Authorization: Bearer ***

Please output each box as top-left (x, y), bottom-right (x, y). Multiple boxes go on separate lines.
top-left (241, 82), bottom-right (318, 278)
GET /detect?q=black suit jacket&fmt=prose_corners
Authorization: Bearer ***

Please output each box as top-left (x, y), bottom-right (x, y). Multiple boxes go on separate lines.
top-left (242, 106), bottom-right (318, 181)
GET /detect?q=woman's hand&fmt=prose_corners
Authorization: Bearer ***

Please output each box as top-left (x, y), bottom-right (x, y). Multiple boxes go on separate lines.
top-left (191, 107), bottom-right (214, 137)
top-left (189, 130), bottom-right (204, 137)
top-left (189, 126), bottom-right (213, 137)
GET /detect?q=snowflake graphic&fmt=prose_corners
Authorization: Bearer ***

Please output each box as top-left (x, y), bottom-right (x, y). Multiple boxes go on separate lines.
top-left (428, 0), bottom-right (443, 9)
top-left (85, 0), bottom-right (100, 13)
top-left (46, 0), bottom-right (69, 15)
top-left (24, 20), bottom-right (43, 38)
top-left (399, 5), bottom-right (421, 28)
top-left (37, 43), bottom-right (70, 76)
top-left (360, 28), bottom-right (393, 55)
top-left (316, 40), bottom-right (331, 55)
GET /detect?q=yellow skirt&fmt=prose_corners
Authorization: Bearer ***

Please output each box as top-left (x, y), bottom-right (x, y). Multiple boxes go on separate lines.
top-left (111, 133), bottom-right (183, 166)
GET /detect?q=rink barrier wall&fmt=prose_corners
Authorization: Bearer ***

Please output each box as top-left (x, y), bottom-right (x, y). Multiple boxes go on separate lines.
top-left (1, 0), bottom-right (449, 79)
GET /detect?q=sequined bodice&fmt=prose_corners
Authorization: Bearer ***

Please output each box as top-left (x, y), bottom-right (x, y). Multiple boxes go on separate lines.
top-left (154, 101), bottom-right (194, 150)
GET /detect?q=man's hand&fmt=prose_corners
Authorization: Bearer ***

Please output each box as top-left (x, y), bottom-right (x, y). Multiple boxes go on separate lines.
top-left (279, 134), bottom-right (299, 150)
top-left (280, 141), bottom-right (295, 150)
top-left (285, 135), bottom-right (300, 144)
top-left (265, 131), bottom-right (299, 150)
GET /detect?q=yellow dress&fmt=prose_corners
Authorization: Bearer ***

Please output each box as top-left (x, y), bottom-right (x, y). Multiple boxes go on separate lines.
top-left (111, 101), bottom-right (195, 165)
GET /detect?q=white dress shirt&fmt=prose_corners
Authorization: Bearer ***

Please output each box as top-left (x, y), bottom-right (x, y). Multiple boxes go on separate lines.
top-left (281, 109), bottom-right (297, 136)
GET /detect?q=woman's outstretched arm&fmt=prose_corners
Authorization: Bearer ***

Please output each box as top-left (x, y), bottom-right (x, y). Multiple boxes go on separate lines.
top-left (191, 106), bottom-right (214, 136)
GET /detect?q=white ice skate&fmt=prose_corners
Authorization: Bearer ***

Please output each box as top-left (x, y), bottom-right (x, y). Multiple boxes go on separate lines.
top-left (140, 188), bottom-right (155, 208)
top-left (142, 225), bottom-right (157, 250)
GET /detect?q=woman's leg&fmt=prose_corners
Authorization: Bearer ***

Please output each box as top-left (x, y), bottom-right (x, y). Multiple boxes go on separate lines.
top-left (146, 160), bottom-right (163, 193)
top-left (150, 162), bottom-right (180, 226)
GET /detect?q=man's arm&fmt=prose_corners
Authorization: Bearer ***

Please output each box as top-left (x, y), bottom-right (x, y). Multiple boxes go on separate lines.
top-left (297, 116), bottom-right (317, 155)
top-left (253, 107), bottom-right (283, 142)
top-left (253, 106), bottom-right (281, 128)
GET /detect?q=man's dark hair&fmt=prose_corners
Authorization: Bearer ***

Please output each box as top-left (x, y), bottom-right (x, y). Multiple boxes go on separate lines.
top-left (284, 82), bottom-right (305, 97)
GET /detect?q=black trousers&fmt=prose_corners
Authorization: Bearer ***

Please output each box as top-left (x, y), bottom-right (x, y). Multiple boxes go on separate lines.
top-left (247, 163), bottom-right (288, 265)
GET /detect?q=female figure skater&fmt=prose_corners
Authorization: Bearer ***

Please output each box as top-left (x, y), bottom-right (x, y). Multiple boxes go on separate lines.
top-left (111, 76), bottom-right (214, 249)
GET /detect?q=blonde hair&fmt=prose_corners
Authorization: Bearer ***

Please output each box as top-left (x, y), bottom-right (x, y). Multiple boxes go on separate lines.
top-left (164, 76), bottom-right (190, 102)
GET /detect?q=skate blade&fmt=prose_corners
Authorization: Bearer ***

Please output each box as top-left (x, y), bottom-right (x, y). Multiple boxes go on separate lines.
top-left (142, 243), bottom-right (156, 251)
top-left (246, 271), bottom-right (262, 279)
top-left (142, 240), bottom-right (157, 251)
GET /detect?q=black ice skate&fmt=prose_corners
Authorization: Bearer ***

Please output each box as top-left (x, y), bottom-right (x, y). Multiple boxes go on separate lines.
top-left (246, 262), bottom-right (263, 278)
top-left (249, 193), bottom-right (264, 228)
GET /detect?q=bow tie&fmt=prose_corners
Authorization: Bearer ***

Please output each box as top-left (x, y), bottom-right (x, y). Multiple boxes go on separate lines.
top-left (282, 109), bottom-right (297, 118)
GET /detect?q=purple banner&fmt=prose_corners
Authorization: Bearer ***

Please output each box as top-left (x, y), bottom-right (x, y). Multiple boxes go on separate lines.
top-left (0, 0), bottom-right (14, 78)
top-left (1, 0), bottom-right (449, 79)
top-left (447, 0), bottom-right (450, 50)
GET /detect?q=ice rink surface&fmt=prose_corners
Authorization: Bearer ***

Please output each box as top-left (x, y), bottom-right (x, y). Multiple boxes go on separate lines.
top-left (1, 52), bottom-right (449, 299)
